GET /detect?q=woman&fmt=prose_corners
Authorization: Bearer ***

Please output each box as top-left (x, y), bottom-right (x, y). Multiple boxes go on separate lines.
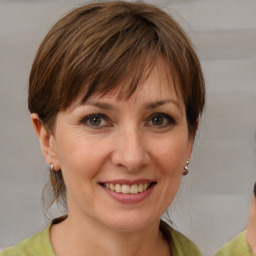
top-left (1, 1), bottom-right (255, 255)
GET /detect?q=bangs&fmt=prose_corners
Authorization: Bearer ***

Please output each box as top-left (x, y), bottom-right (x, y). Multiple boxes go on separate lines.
top-left (57, 12), bottom-right (166, 109)
top-left (76, 52), bottom-right (180, 105)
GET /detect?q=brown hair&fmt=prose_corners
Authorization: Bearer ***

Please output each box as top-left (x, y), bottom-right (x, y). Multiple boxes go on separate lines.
top-left (28, 1), bottom-right (205, 211)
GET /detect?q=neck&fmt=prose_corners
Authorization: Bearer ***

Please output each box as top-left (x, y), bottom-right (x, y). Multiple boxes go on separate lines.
top-left (50, 213), bottom-right (171, 256)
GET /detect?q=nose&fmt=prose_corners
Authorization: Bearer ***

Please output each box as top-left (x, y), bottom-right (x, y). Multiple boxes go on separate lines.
top-left (111, 126), bottom-right (150, 172)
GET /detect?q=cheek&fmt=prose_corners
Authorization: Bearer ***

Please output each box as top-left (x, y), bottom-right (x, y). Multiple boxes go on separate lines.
top-left (55, 137), bottom-right (108, 182)
top-left (151, 136), bottom-right (188, 207)
top-left (158, 144), bottom-right (183, 192)
top-left (154, 138), bottom-right (188, 173)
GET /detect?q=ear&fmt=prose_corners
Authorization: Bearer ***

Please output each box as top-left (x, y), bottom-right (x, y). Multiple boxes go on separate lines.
top-left (31, 113), bottom-right (60, 170)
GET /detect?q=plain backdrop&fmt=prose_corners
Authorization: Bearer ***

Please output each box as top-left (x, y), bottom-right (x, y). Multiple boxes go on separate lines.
top-left (0, 0), bottom-right (256, 255)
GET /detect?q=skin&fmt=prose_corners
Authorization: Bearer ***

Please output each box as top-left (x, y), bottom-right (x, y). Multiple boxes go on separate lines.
top-left (31, 59), bottom-right (195, 256)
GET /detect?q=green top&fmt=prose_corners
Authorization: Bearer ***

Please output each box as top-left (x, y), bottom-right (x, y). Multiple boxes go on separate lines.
top-left (215, 230), bottom-right (255, 256)
top-left (0, 220), bottom-right (254, 256)
top-left (0, 224), bottom-right (54, 256)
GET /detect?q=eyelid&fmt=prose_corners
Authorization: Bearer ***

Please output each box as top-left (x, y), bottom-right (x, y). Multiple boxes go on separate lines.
top-left (81, 113), bottom-right (105, 122)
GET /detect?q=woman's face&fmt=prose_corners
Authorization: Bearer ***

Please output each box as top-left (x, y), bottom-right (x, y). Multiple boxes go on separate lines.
top-left (46, 59), bottom-right (194, 232)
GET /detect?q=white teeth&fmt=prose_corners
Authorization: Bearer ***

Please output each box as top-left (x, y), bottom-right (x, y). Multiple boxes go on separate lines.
top-left (115, 184), bottom-right (122, 193)
top-left (130, 184), bottom-right (138, 194)
top-left (138, 184), bottom-right (144, 193)
top-left (103, 183), bottom-right (151, 194)
top-left (122, 185), bottom-right (130, 194)
top-left (110, 183), bottom-right (115, 191)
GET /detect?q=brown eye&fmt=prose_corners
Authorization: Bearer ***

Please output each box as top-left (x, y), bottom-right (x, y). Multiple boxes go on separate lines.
top-left (152, 115), bottom-right (164, 126)
top-left (81, 113), bottom-right (109, 129)
top-left (147, 113), bottom-right (175, 128)
top-left (89, 116), bottom-right (102, 126)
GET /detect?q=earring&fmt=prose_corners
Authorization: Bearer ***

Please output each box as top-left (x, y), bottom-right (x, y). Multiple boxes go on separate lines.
top-left (183, 161), bottom-right (189, 176)
top-left (50, 163), bottom-right (54, 172)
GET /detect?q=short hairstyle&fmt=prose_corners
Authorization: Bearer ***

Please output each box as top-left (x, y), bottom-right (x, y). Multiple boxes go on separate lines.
top-left (28, 1), bottom-right (205, 211)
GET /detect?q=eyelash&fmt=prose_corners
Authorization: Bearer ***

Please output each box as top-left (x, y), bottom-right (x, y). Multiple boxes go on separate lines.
top-left (80, 112), bottom-right (176, 129)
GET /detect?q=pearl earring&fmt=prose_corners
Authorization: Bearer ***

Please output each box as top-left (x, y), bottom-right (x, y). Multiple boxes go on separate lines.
top-left (50, 163), bottom-right (54, 172)
top-left (183, 161), bottom-right (189, 176)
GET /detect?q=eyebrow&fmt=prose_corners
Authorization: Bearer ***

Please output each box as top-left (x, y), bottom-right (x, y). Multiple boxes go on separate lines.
top-left (145, 99), bottom-right (181, 109)
top-left (85, 102), bottom-right (115, 109)
top-left (84, 99), bottom-right (181, 110)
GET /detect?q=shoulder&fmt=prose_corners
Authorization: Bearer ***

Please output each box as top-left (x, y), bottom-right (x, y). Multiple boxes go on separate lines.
top-left (215, 230), bottom-right (254, 256)
top-left (170, 228), bottom-right (202, 256)
top-left (0, 225), bottom-right (54, 256)
top-left (160, 221), bottom-right (202, 256)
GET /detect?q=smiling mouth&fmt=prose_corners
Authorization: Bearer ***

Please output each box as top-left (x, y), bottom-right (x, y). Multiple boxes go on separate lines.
top-left (99, 182), bottom-right (156, 194)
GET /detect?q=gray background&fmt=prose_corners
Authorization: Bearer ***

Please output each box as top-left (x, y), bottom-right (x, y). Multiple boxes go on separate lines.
top-left (0, 0), bottom-right (255, 255)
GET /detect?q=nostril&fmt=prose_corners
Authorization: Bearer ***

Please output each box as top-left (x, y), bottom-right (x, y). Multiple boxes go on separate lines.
top-left (111, 151), bottom-right (149, 172)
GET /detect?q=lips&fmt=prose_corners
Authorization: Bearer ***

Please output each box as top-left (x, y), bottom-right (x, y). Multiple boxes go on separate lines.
top-left (99, 180), bottom-right (156, 204)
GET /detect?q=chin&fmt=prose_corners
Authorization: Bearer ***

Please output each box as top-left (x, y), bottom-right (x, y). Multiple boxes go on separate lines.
top-left (100, 210), bottom-right (160, 232)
